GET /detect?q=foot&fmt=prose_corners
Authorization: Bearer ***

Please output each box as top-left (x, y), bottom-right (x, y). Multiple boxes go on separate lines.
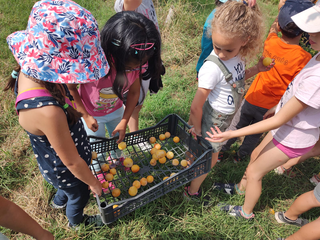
top-left (275, 211), bottom-right (309, 227)
top-left (183, 186), bottom-right (211, 206)
top-left (217, 151), bottom-right (225, 163)
top-left (213, 183), bottom-right (245, 195)
top-left (233, 152), bottom-right (244, 163)
top-left (274, 166), bottom-right (296, 178)
top-left (50, 200), bottom-right (67, 210)
top-left (219, 203), bottom-right (254, 219)
top-left (310, 173), bottom-right (320, 186)
top-left (69, 214), bottom-right (104, 229)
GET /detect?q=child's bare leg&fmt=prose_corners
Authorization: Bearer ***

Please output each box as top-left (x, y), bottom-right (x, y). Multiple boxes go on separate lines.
top-left (285, 190), bottom-right (320, 221)
top-left (237, 132), bottom-right (273, 192)
top-left (0, 196), bottom-right (54, 240)
top-left (241, 137), bottom-right (289, 214)
top-left (128, 105), bottom-right (142, 132)
top-left (282, 139), bottom-right (320, 170)
top-left (286, 217), bottom-right (320, 240)
top-left (189, 152), bottom-right (219, 194)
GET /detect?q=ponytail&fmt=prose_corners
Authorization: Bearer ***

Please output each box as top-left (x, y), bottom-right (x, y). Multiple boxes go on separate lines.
top-left (4, 65), bottom-right (20, 92)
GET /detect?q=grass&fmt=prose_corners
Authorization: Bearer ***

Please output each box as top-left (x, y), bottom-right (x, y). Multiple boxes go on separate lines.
top-left (0, 0), bottom-right (319, 239)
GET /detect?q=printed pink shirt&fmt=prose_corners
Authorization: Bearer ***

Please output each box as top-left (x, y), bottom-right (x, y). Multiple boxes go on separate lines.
top-left (271, 53), bottom-right (320, 148)
top-left (79, 70), bottom-right (139, 116)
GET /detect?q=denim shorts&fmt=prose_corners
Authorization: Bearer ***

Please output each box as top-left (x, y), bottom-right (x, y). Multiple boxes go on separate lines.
top-left (201, 101), bottom-right (234, 152)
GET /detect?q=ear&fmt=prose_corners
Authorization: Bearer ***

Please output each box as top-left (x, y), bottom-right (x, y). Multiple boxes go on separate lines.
top-left (242, 37), bottom-right (250, 46)
top-left (277, 22), bottom-right (280, 32)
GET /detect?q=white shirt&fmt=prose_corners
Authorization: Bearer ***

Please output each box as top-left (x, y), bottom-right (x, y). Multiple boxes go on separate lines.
top-left (114, 0), bottom-right (160, 31)
top-left (198, 50), bottom-right (245, 114)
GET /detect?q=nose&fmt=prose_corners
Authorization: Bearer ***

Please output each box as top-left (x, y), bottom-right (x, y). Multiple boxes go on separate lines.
top-left (218, 52), bottom-right (226, 59)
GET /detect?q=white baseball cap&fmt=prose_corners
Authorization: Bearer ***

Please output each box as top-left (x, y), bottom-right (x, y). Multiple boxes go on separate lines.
top-left (291, 1), bottom-right (320, 33)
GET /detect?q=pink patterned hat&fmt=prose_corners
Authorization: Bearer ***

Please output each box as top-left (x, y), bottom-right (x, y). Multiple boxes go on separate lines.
top-left (6, 0), bottom-right (109, 84)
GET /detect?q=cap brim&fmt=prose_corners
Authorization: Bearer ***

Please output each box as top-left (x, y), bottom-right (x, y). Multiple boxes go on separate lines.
top-left (291, 5), bottom-right (320, 33)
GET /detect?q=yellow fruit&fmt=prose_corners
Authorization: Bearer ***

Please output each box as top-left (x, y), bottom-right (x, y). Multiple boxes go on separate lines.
top-left (131, 164), bottom-right (140, 173)
top-left (109, 168), bottom-right (117, 175)
top-left (105, 173), bottom-right (114, 181)
top-left (91, 151), bottom-right (97, 159)
top-left (101, 163), bottom-right (110, 172)
top-left (150, 148), bottom-right (158, 155)
top-left (112, 188), bottom-right (121, 197)
top-left (159, 157), bottom-right (167, 164)
top-left (154, 143), bottom-right (161, 150)
top-left (118, 142), bottom-right (127, 150)
top-left (133, 180), bottom-right (141, 189)
top-left (181, 160), bottom-right (188, 167)
top-left (172, 159), bottom-right (179, 166)
top-left (263, 57), bottom-right (272, 67)
top-left (123, 158), bottom-right (133, 168)
top-left (163, 176), bottom-right (169, 181)
top-left (159, 134), bottom-right (166, 141)
top-left (164, 132), bottom-right (171, 138)
top-left (140, 177), bottom-right (148, 186)
top-left (150, 159), bottom-right (157, 166)
top-left (166, 151), bottom-right (174, 159)
top-left (269, 208), bottom-right (275, 215)
top-left (128, 186), bottom-right (138, 196)
top-left (156, 150), bottom-right (166, 159)
top-left (149, 137), bottom-right (156, 144)
top-left (113, 205), bottom-right (118, 209)
top-left (173, 136), bottom-right (180, 143)
top-left (147, 175), bottom-right (154, 183)
top-left (101, 181), bottom-right (109, 189)
top-left (170, 172), bottom-right (176, 177)
top-left (152, 153), bottom-right (159, 160)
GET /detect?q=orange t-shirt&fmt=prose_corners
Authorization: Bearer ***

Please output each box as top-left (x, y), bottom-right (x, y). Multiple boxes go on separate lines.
top-left (245, 33), bottom-right (311, 109)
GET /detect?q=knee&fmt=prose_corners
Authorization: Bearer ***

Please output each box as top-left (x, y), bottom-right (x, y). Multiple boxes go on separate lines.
top-left (246, 165), bottom-right (262, 182)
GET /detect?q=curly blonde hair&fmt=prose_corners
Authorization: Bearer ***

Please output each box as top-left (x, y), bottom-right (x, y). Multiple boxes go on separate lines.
top-left (211, 1), bottom-right (265, 62)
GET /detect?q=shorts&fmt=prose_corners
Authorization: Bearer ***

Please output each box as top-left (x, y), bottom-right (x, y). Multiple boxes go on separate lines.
top-left (314, 183), bottom-right (320, 203)
top-left (272, 138), bottom-right (314, 158)
top-left (201, 101), bottom-right (234, 152)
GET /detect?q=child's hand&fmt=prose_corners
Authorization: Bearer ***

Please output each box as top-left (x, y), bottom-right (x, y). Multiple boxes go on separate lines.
top-left (83, 115), bottom-right (99, 132)
top-left (90, 179), bottom-right (102, 197)
top-left (257, 56), bottom-right (275, 72)
top-left (205, 126), bottom-right (233, 142)
top-left (189, 127), bottom-right (201, 140)
top-left (112, 121), bottom-right (127, 144)
top-left (263, 105), bottom-right (277, 119)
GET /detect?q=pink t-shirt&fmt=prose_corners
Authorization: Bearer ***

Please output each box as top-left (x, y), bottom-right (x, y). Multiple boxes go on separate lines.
top-left (271, 53), bottom-right (320, 148)
top-left (79, 70), bottom-right (139, 117)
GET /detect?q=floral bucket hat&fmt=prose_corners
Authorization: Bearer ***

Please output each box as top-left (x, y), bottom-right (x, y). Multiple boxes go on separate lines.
top-left (6, 0), bottom-right (109, 84)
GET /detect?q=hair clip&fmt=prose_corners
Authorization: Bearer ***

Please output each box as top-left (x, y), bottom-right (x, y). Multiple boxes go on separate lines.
top-left (243, 0), bottom-right (248, 6)
top-left (11, 70), bottom-right (18, 79)
top-left (111, 39), bottom-right (121, 47)
top-left (130, 43), bottom-right (155, 51)
top-left (135, 50), bottom-right (138, 54)
top-left (63, 103), bottom-right (69, 109)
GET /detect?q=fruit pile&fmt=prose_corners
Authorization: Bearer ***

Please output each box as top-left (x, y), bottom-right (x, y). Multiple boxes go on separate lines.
top-left (92, 132), bottom-right (191, 200)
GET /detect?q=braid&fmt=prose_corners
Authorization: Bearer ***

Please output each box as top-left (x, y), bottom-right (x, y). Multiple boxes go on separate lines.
top-left (44, 82), bottom-right (82, 125)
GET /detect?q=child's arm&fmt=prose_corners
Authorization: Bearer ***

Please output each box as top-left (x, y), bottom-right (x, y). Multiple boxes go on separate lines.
top-left (112, 78), bottom-right (140, 143)
top-left (123, 0), bottom-right (143, 10)
top-left (23, 106), bottom-right (102, 196)
top-left (0, 196), bottom-right (54, 240)
top-left (67, 84), bottom-right (99, 132)
top-left (189, 87), bottom-right (211, 137)
top-left (245, 56), bottom-right (275, 80)
top-left (206, 96), bottom-right (307, 142)
top-left (268, 16), bottom-right (279, 35)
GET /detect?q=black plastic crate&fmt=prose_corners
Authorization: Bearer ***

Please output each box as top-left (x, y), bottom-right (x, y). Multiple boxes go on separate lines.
top-left (89, 114), bottom-right (212, 224)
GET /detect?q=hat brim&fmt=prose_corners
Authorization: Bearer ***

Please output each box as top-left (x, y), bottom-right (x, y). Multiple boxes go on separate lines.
top-left (291, 5), bottom-right (320, 33)
top-left (7, 30), bottom-right (109, 84)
